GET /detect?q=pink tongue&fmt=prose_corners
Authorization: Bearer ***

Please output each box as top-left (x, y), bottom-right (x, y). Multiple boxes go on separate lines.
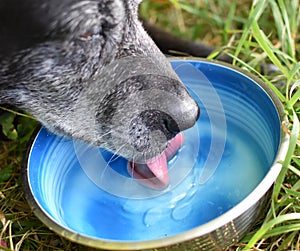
top-left (128, 133), bottom-right (184, 189)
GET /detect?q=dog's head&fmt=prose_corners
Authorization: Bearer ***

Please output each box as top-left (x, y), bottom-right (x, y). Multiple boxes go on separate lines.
top-left (58, 0), bottom-right (200, 162)
top-left (0, 0), bottom-right (199, 187)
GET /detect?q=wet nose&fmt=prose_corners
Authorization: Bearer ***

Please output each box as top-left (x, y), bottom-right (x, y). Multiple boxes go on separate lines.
top-left (174, 97), bottom-right (200, 132)
top-left (137, 104), bottom-right (199, 140)
top-left (140, 110), bottom-right (180, 140)
top-left (128, 102), bottom-right (199, 152)
top-left (151, 102), bottom-right (199, 139)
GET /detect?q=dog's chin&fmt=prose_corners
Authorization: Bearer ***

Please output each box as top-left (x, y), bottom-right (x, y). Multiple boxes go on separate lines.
top-left (129, 140), bottom-right (168, 164)
top-left (126, 132), bottom-right (184, 190)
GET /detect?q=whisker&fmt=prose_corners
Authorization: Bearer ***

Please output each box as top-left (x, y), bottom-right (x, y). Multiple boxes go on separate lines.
top-left (107, 143), bottom-right (127, 166)
top-left (108, 142), bottom-right (128, 166)
top-left (94, 130), bottom-right (113, 144)
top-left (99, 142), bottom-right (127, 182)
top-left (130, 155), bottom-right (135, 178)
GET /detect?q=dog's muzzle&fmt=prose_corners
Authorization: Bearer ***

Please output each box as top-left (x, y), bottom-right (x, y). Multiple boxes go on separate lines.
top-left (125, 81), bottom-right (200, 189)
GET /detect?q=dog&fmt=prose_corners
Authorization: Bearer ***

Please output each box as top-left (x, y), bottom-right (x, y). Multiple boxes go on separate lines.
top-left (0, 0), bottom-right (199, 187)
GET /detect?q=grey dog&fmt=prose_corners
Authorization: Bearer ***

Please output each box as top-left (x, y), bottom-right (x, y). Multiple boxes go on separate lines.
top-left (0, 0), bottom-right (199, 165)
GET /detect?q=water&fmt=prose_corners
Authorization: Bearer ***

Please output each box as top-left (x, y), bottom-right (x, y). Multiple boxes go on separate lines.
top-left (27, 60), bottom-right (281, 241)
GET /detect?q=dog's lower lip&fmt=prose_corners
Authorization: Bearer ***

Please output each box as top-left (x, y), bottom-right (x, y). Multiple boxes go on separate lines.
top-left (127, 133), bottom-right (184, 190)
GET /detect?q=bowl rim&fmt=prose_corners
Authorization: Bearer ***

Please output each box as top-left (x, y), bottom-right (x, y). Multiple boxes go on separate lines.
top-left (22, 57), bottom-right (290, 250)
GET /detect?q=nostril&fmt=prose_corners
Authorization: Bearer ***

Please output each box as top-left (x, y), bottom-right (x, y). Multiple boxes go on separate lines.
top-left (163, 118), bottom-right (180, 136)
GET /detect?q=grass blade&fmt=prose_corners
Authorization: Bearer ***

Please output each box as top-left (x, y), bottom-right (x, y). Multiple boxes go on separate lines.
top-left (251, 20), bottom-right (289, 76)
top-left (233, 0), bottom-right (268, 64)
top-left (277, 0), bottom-right (295, 58)
top-left (244, 213), bottom-right (300, 249)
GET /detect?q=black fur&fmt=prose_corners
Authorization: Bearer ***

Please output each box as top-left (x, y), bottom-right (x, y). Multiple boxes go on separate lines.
top-left (0, 0), bottom-right (199, 161)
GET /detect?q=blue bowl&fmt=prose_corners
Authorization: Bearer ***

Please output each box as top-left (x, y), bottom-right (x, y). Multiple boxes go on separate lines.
top-left (22, 59), bottom-right (289, 250)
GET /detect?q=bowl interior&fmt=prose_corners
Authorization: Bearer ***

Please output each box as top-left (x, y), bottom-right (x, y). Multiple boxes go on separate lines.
top-left (25, 60), bottom-right (281, 242)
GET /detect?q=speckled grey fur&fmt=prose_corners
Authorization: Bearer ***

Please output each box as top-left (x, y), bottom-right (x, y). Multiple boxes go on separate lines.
top-left (0, 0), bottom-right (199, 162)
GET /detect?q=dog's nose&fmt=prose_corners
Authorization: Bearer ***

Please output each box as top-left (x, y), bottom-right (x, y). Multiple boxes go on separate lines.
top-left (164, 100), bottom-right (200, 135)
top-left (174, 96), bottom-right (200, 133)
top-left (134, 110), bottom-right (180, 140)
top-left (130, 102), bottom-right (199, 143)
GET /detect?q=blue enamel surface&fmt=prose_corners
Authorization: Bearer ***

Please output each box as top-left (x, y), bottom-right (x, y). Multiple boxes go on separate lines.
top-left (27, 60), bottom-right (281, 241)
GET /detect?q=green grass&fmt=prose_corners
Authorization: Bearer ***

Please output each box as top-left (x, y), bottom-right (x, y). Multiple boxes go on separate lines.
top-left (1, 0), bottom-right (300, 250)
